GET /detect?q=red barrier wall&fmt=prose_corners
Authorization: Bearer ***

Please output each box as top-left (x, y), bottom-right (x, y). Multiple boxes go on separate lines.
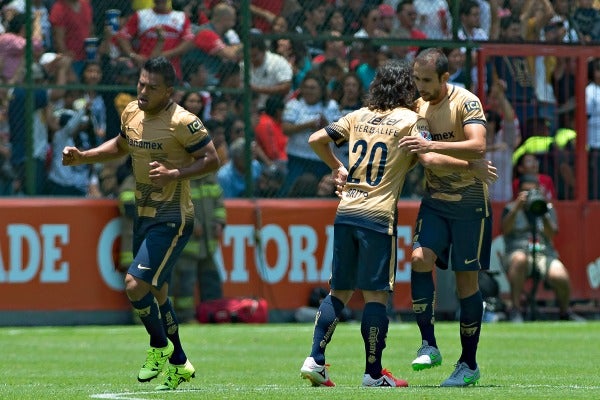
top-left (0, 199), bottom-right (598, 318)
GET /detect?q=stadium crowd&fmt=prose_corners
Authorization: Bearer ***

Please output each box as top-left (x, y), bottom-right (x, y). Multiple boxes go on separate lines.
top-left (1, 0), bottom-right (600, 200)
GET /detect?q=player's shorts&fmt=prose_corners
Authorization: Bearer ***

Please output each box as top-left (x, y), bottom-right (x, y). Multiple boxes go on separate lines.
top-left (330, 223), bottom-right (396, 292)
top-left (128, 220), bottom-right (194, 288)
top-left (412, 209), bottom-right (491, 272)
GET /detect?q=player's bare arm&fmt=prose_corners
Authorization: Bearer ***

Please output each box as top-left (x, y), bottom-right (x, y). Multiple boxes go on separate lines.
top-left (149, 141), bottom-right (221, 188)
top-left (62, 135), bottom-right (128, 166)
top-left (308, 128), bottom-right (347, 197)
top-left (398, 123), bottom-right (486, 160)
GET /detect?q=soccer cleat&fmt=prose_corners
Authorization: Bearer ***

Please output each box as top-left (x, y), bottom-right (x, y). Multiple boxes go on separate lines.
top-left (440, 362), bottom-right (480, 387)
top-left (155, 359), bottom-right (196, 390)
top-left (137, 341), bottom-right (174, 382)
top-left (362, 368), bottom-right (409, 387)
top-left (411, 340), bottom-right (442, 371)
top-left (300, 357), bottom-right (335, 387)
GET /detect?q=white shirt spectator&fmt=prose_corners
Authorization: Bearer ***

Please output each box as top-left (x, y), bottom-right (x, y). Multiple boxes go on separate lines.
top-left (247, 51), bottom-right (293, 109)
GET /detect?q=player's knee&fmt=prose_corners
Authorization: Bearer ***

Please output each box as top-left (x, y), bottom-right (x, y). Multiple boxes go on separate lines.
top-left (411, 248), bottom-right (434, 272)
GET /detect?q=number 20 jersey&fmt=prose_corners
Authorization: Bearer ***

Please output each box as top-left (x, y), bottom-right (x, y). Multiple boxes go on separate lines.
top-left (325, 107), bottom-right (429, 236)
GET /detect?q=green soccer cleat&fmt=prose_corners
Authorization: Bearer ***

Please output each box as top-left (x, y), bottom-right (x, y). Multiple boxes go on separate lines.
top-left (137, 341), bottom-right (174, 382)
top-left (155, 359), bottom-right (196, 390)
top-left (440, 362), bottom-right (480, 387)
top-left (412, 340), bottom-right (442, 371)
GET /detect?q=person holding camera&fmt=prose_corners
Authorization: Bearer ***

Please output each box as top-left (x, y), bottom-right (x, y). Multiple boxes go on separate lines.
top-left (501, 174), bottom-right (584, 322)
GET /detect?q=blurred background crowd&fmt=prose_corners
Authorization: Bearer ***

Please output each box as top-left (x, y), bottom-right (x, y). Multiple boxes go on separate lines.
top-left (1, 0), bottom-right (599, 201)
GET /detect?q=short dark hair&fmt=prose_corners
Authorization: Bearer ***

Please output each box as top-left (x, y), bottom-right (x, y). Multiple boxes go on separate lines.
top-left (414, 48), bottom-right (449, 77)
top-left (142, 56), bottom-right (176, 87)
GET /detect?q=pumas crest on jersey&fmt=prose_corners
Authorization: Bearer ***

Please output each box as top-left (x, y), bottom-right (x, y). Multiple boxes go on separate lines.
top-left (187, 119), bottom-right (204, 134)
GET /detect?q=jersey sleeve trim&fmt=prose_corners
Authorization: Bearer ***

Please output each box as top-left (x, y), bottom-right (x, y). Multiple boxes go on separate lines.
top-left (186, 136), bottom-right (212, 153)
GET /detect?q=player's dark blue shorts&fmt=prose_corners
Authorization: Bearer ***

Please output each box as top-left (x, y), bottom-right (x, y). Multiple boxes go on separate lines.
top-left (412, 209), bottom-right (491, 271)
top-left (330, 223), bottom-right (397, 292)
top-left (128, 220), bottom-right (194, 288)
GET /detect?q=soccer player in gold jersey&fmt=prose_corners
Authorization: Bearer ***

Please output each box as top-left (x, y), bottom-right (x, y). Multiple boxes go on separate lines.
top-left (62, 56), bottom-right (220, 390)
top-left (299, 59), bottom-right (497, 388)
top-left (399, 47), bottom-right (493, 387)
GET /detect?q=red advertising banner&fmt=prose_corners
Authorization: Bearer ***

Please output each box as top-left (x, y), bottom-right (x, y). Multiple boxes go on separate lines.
top-left (0, 199), bottom-right (598, 317)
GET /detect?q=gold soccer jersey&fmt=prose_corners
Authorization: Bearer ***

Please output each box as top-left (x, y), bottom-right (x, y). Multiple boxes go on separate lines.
top-left (326, 107), bottom-right (428, 235)
top-left (416, 85), bottom-right (490, 219)
top-left (120, 100), bottom-right (211, 224)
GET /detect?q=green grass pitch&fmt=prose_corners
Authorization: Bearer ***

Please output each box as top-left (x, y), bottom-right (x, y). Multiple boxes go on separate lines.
top-left (2, 321), bottom-right (599, 399)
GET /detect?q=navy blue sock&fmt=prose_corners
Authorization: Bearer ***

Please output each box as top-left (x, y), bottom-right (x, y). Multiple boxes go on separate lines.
top-left (131, 292), bottom-right (167, 348)
top-left (159, 298), bottom-right (187, 365)
top-left (411, 270), bottom-right (437, 348)
top-left (458, 291), bottom-right (483, 370)
top-left (309, 295), bottom-right (345, 365)
top-left (361, 302), bottom-right (389, 378)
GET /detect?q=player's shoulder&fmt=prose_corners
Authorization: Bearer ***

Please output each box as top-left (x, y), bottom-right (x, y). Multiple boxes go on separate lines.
top-left (451, 85), bottom-right (483, 105)
top-left (170, 103), bottom-right (206, 133)
top-left (122, 100), bottom-right (141, 121)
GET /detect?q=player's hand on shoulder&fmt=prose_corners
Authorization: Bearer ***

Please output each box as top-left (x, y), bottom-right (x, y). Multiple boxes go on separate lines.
top-left (398, 135), bottom-right (432, 153)
top-left (468, 159), bottom-right (498, 185)
top-left (149, 161), bottom-right (178, 188)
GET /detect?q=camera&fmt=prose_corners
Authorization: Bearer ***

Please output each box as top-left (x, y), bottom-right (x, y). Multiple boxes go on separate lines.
top-left (526, 188), bottom-right (548, 216)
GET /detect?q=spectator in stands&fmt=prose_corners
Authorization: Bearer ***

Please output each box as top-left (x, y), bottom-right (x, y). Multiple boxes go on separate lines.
top-left (90, 0), bottom-right (133, 38)
top-left (272, 37), bottom-right (311, 91)
top-left (586, 58), bottom-right (600, 199)
top-left (44, 104), bottom-right (99, 197)
top-left (378, 4), bottom-right (396, 35)
top-left (254, 94), bottom-right (287, 168)
top-left (217, 137), bottom-right (262, 198)
top-left (250, 0), bottom-right (284, 33)
top-left (493, 16), bottom-right (538, 136)
top-left (512, 153), bottom-right (556, 201)
top-left (311, 30), bottom-right (347, 71)
top-left (181, 3), bottom-right (242, 86)
top-left (458, 0), bottom-right (489, 42)
top-left (354, 5), bottom-right (388, 41)
top-left (255, 162), bottom-right (286, 198)
top-left (572, 0), bottom-right (600, 43)
top-left (49, 0), bottom-right (93, 77)
top-left (3, 0), bottom-right (52, 50)
top-left (338, 72), bottom-right (365, 116)
top-left (0, 106), bottom-right (14, 195)
top-left (551, 0), bottom-right (580, 42)
top-left (281, 71), bottom-right (340, 195)
top-left (179, 91), bottom-right (206, 121)
top-left (245, 34), bottom-right (293, 110)
top-left (339, 0), bottom-right (367, 35)
top-left (521, 0), bottom-right (556, 42)
top-left (390, 0), bottom-right (427, 61)
top-left (355, 40), bottom-right (389, 92)
top-left (501, 174), bottom-right (584, 322)
top-left (0, 12), bottom-right (43, 85)
top-left (324, 6), bottom-right (347, 34)
top-left (115, 0), bottom-right (194, 80)
top-left (290, 0), bottom-right (329, 59)
top-left (413, 0), bottom-right (451, 39)
top-left (444, 47), bottom-right (469, 89)
top-left (78, 61), bottom-right (107, 143)
top-left (8, 53), bottom-right (73, 195)
top-left (100, 57), bottom-right (139, 141)
top-left (180, 61), bottom-right (211, 120)
top-left (486, 80), bottom-right (521, 202)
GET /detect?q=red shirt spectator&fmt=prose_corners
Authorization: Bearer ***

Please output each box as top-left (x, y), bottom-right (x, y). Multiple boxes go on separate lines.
top-left (254, 96), bottom-right (287, 163)
top-left (115, 3), bottom-right (194, 79)
top-left (49, 0), bottom-right (93, 62)
top-left (250, 0), bottom-right (284, 33)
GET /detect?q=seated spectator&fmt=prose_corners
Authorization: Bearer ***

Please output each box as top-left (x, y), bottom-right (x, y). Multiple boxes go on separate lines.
top-left (78, 61), bottom-right (107, 142)
top-left (254, 95), bottom-right (287, 167)
top-left (289, 0), bottom-right (329, 59)
top-left (255, 162), bottom-right (286, 198)
top-left (572, 0), bottom-right (600, 43)
top-left (115, 0), bottom-right (194, 80)
top-left (443, 47), bottom-right (469, 89)
top-left (181, 2), bottom-right (242, 86)
top-left (245, 34), bottom-right (293, 110)
top-left (281, 71), bottom-right (340, 195)
top-left (217, 137), bottom-right (262, 198)
top-left (501, 174), bottom-right (584, 322)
